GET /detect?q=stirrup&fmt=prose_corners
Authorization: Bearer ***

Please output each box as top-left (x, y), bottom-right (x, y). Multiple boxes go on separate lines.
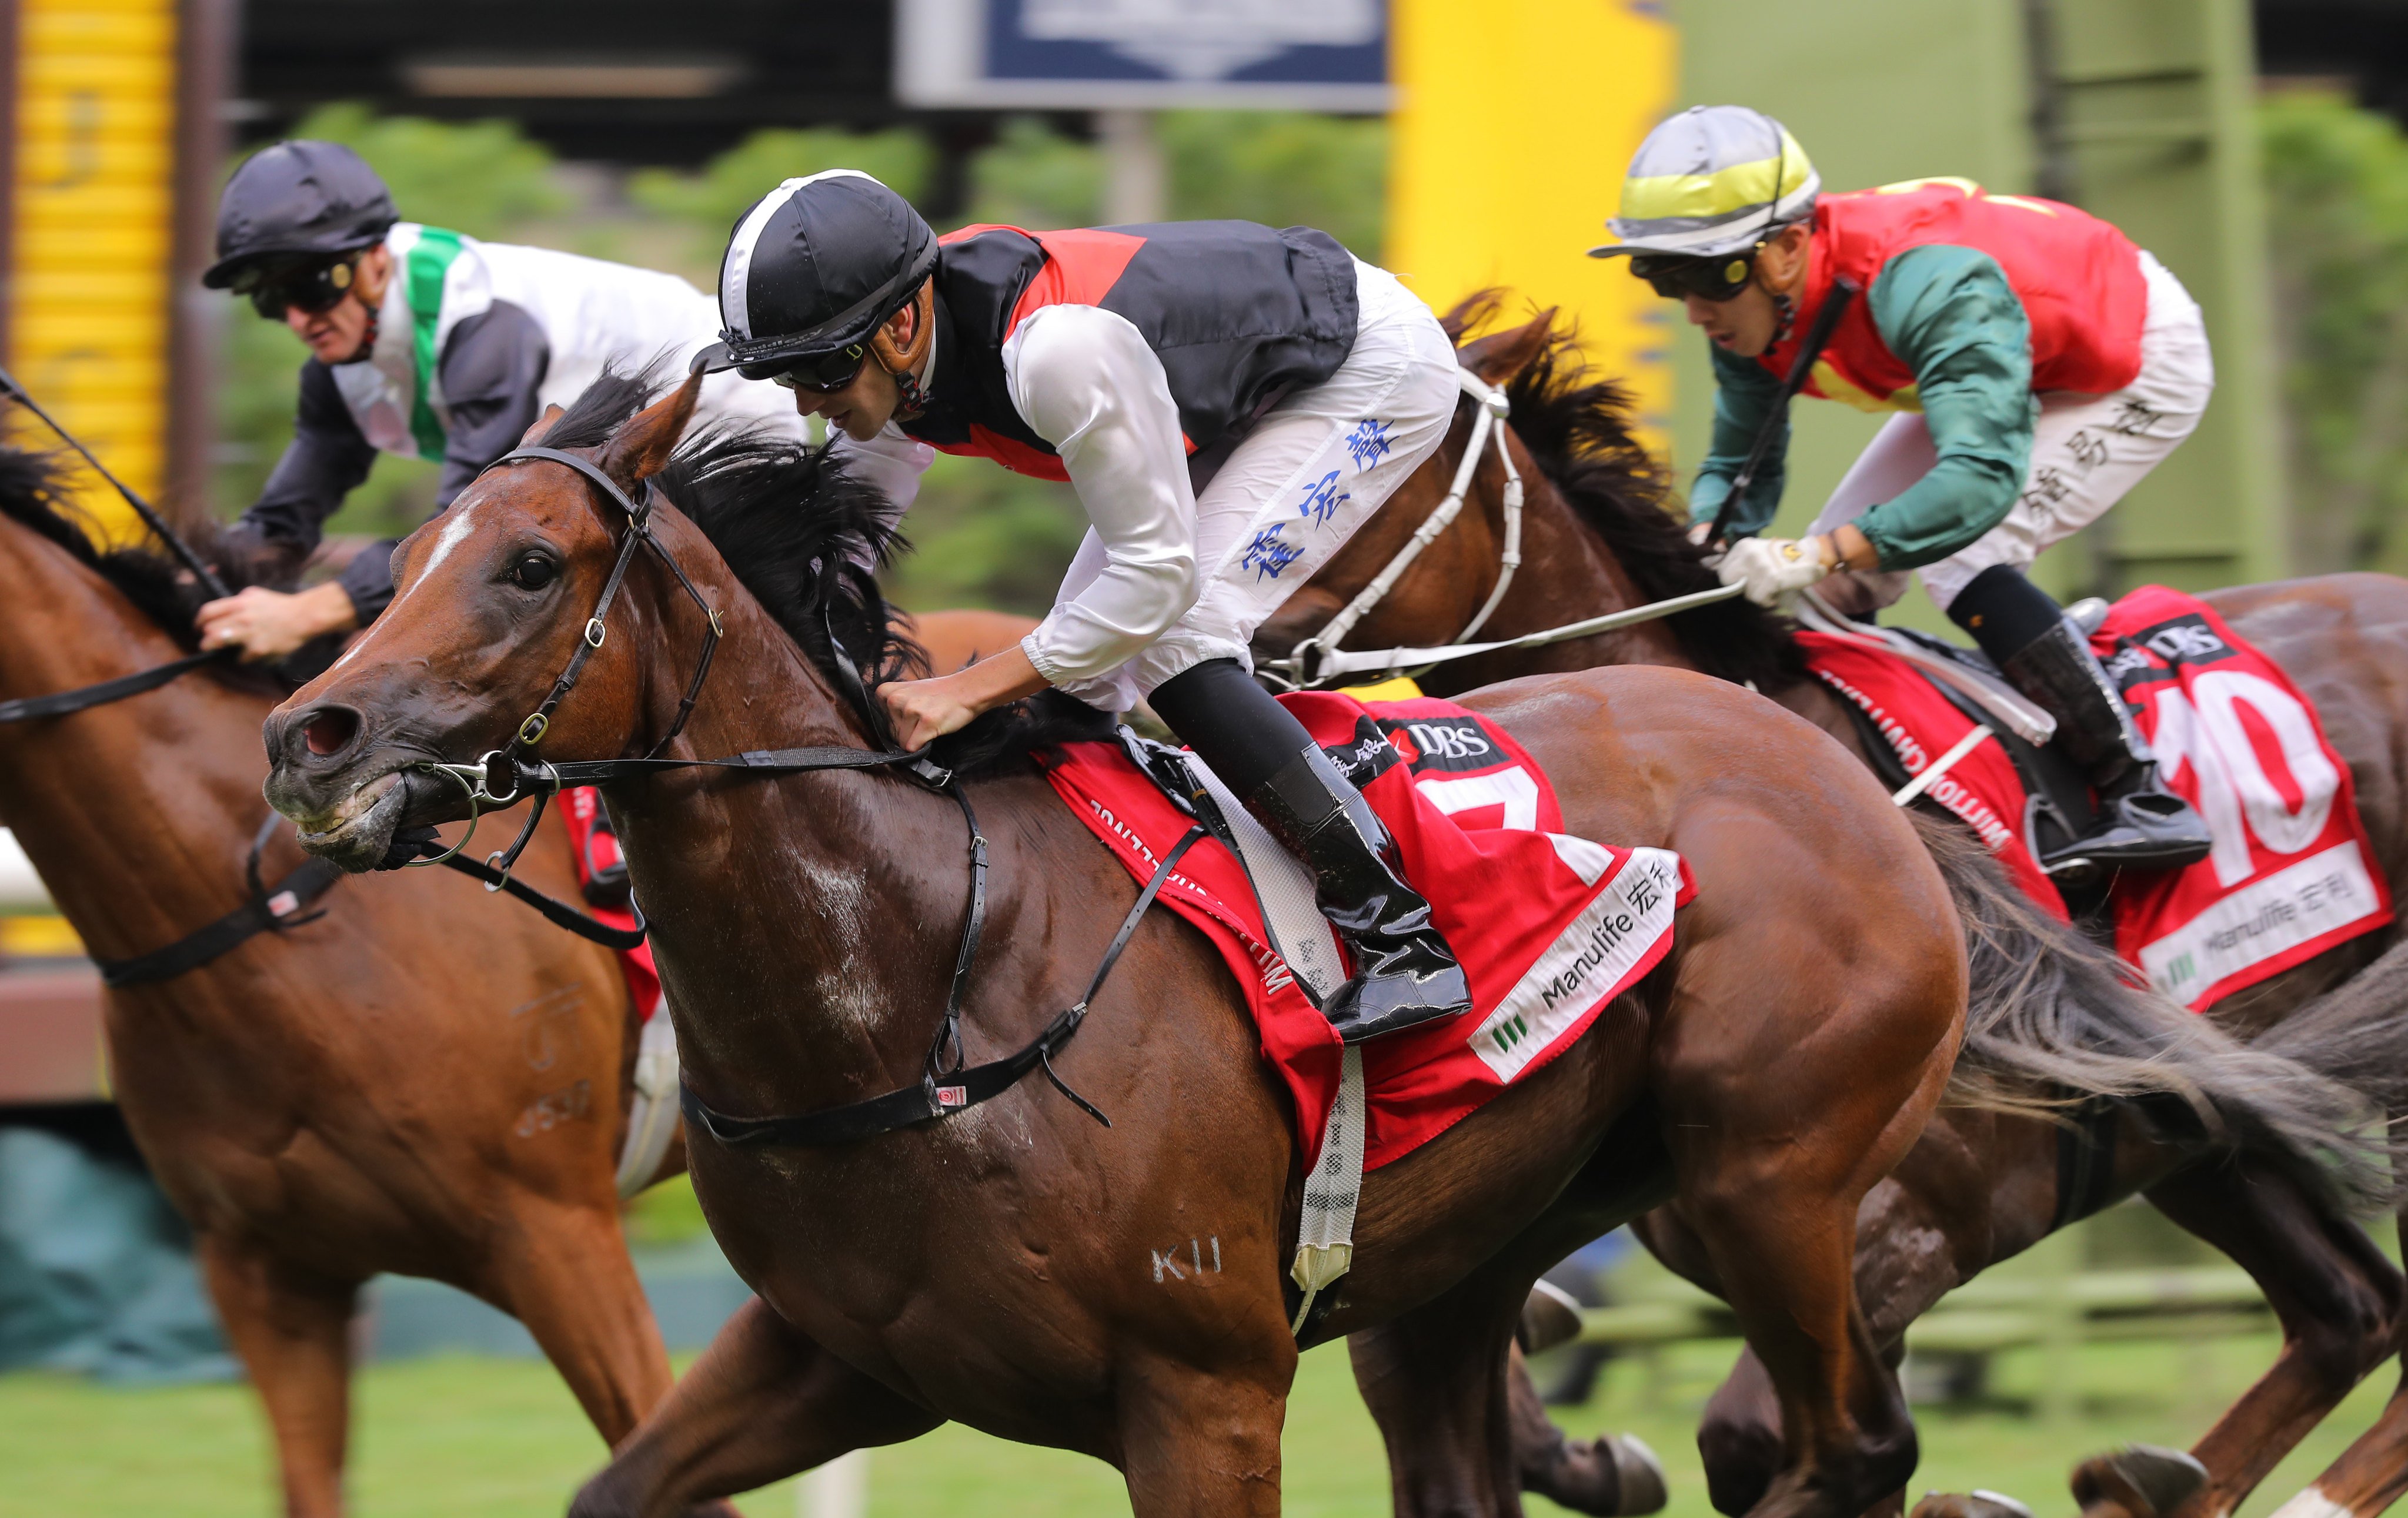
top-left (2040, 791), bottom-right (2213, 875)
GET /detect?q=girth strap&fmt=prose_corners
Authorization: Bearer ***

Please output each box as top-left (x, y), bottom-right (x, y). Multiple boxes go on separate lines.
top-left (682, 824), bottom-right (1206, 1149)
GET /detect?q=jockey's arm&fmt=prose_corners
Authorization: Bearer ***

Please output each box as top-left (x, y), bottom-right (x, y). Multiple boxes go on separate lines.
top-left (203, 305), bottom-right (553, 660)
top-left (1849, 246), bottom-right (2036, 569)
top-left (877, 304), bottom-right (1197, 750)
top-left (1689, 343), bottom-right (1787, 537)
top-left (1003, 304), bottom-right (1200, 687)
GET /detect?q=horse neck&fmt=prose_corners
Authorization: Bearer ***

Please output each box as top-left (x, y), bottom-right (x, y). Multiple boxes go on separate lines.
top-left (0, 512), bottom-right (281, 959)
top-left (1517, 462), bottom-right (1695, 668)
top-left (604, 561), bottom-right (998, 1113)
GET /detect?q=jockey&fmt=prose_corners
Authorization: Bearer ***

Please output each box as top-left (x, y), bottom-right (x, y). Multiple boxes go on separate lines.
top-left (1594, 105), bottom-right (2213, 873)
top-left (694, 170), bottom-right (1470, 1042)
top-left (192, 139), bottom-right (805, 661)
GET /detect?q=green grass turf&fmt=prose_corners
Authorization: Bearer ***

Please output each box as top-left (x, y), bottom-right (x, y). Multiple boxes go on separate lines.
top-left (0, 1332), bottom-right (2397, 1517)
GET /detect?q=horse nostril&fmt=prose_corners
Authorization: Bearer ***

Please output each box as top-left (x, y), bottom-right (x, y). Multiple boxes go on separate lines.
top-left (303, 708), bottom-right (361, 758)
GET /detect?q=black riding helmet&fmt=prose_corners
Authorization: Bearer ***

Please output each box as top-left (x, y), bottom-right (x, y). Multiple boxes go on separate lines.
top-left (203, 141), bottom-right (397, 290)
top-left (692, 170), bottom-right (937, 383)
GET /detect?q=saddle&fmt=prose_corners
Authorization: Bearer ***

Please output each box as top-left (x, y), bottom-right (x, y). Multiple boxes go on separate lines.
top-left (1800, 591), bottom-right (2107, 892)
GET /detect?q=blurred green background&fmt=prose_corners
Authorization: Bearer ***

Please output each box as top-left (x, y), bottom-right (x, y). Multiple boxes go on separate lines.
top-left (208, 91), bottom-right (2408, 616)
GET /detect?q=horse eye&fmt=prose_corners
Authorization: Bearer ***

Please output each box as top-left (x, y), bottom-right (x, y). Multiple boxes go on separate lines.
top-left (509, 552), bottom-right (558, 590)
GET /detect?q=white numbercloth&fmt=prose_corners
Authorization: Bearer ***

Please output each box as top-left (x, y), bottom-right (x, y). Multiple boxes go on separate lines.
top-left (1807, 249), bottom-right (2214, 614)
top-left (1035, 259), bottom-right (1462, 710)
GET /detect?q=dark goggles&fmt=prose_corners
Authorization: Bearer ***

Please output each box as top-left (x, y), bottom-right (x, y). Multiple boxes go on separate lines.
top-left (1631, 250), bottom-right (1759, 303)
top-left (236, 256), bottom-right (362, 320)
top-left (749, 342), bottom-right (871, 394)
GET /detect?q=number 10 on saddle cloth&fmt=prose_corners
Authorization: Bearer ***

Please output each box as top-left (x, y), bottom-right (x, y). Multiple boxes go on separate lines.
top-left (1040, 691), bottom-right (1694, 1175)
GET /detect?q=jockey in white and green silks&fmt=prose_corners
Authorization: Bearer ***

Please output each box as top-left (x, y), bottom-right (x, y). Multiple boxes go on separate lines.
top-left (193, 140), bottom-right (832, 660)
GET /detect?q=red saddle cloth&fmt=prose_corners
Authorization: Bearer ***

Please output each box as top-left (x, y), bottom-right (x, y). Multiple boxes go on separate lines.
top-left (560, 787), bottom-right (662, 1019)
top-left (1798, 586), bottom-right (2390, 1009)
top-left (1041, 693), bottom-right (1693, 1172)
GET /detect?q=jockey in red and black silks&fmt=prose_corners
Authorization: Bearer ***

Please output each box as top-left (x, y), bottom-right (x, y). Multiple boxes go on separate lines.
top-left (1591, 104), bottom-right (2213, 875)
top-left (696, 169), bottom-right (1471, 1044)
top-left (900, 220), bottom-right (1360, 484)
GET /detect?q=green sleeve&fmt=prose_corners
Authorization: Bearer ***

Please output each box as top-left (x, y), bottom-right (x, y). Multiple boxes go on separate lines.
top-left (1851, 245), bottom-right (2036, 569)
top-left (1688, 340), bottom-right (1786, 537)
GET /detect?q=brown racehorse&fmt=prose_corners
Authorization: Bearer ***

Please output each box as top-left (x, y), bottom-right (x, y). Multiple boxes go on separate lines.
top-left (252, 367), bottom-right (2003, 1518)
top-left (0, 450), bottom-right (706, 1518)
top-left (1270, 306), bottom-right (2408, 1518)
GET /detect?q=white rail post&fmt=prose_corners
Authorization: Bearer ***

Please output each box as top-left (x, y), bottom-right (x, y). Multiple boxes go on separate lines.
top-left (797, 1449), bottom-right (869, 1518)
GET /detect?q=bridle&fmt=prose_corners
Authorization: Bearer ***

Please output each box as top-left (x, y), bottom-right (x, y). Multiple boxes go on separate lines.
top-left (407, 445), bottom-right (729, 881)
top-left (409, 442), bottom-right (1187, 1148)
top-left (1254, 365), bottom-right (1749, 691)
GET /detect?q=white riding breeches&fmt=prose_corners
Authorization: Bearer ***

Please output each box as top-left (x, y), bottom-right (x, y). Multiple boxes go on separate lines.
top-left (1047, 260), bottom-right (1462, 714)
top-left (1807, 249), bottom-right (2215, 614)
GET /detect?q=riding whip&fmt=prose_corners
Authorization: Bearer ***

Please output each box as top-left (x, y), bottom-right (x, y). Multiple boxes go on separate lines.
top-left (0, 365), bottom-right (232, 600)
top-left (1706, 274), bottom-right (1862, 547)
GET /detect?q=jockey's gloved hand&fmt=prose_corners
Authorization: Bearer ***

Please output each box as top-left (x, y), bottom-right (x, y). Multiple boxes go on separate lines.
top-left (1716, 536), bottom-right (1832, 608)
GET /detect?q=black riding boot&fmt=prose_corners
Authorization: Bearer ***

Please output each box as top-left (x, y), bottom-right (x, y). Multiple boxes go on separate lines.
top-left (1150, 660), bottom-right (1474, 1042)
top-left (1952, 566), bottom-right (2212, 874)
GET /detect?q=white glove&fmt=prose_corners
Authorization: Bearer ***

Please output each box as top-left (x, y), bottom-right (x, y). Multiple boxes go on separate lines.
top-left (1716, 536), bottom-right (1831, 608)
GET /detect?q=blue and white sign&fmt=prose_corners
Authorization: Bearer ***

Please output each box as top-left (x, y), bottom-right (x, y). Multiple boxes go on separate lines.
top-left (897, 0), bottom-right (1391, 109)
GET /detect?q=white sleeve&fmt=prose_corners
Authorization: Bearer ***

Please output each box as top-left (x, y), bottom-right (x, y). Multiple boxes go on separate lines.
top-left (827, 423), bottom-right (936, 523)
top-left (1002, 303), bottom-right (1197, 684)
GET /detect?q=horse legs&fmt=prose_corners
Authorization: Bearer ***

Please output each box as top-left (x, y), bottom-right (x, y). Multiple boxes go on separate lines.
top-left (2183, 1202), bottom-right (2408, 1518)
top-left (1115, 1351), bottom-right (1290, 1517)
top-left (195, 1233), bottom-right (360, 1518)
top-left (569, 1295), bottom-right (941, 1518)
top-left (2054, 1158), bottom-right (2400, 1518)
top-left (486, 1196), bottom-right (678, 1447)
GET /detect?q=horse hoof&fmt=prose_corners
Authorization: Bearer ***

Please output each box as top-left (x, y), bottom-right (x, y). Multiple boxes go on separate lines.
top-left (1518, 1278), bottom-right (1586, 1355)
top-left (1606, 1434), bottom-right (1668, 1516)
top-left (2070, 1445), bottom-right (2209, 1518)
top-left (1524, 1431), bottom-right (1667, 1516)
top-left (1910, 1490), bottom-right (2036, 1518)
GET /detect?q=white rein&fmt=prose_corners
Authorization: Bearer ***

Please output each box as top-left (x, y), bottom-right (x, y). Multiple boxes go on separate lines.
top-left (1257, 366), bottom-right (1742, 690)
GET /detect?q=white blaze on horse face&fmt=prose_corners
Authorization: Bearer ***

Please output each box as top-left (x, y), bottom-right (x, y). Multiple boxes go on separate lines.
top-left (420, 501), bottom-right (482, 579)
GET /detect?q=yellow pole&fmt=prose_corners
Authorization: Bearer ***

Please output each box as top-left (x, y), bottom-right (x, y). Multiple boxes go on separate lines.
top-left (1388, 0), bottom-right (1679, 455)
top-left (11, 0), bottom-right (180, 545)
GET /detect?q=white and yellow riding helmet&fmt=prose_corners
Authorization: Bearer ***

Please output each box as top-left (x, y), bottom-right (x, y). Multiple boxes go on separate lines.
top-left (1588, 105), bottom-right (1819, 266)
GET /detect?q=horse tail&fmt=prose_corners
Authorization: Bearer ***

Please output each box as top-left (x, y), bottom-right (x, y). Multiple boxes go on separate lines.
top-left (1916, 813), bottom-right (2395, 1216)
top-left (2248, 935), bottom-right (2408, 1130)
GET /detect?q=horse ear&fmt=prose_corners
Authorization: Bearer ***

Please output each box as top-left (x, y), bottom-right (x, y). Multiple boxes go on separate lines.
top-left (596, 370), bottom-right (703, 490)
top-left (1456, 311), bottom-right (1557, 388)
top-left (519, 404), bottom-right (565, 447)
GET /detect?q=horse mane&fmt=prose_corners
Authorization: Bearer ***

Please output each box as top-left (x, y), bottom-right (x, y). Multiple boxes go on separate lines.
top-left (565, 367), bottom-right (1113, 773)
top-left (0, 445), bottom-right (290, 693)
top-left (1441, 295), bottom-right (1805, 692)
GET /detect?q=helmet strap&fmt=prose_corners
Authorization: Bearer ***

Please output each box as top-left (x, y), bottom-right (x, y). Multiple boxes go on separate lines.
top-left (1770, 289), bottom-right (1797, 346)
top-left (871, 282), bottom-right (937, 419)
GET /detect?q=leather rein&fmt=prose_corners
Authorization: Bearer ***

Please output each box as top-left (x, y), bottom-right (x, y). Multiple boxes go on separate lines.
top-left (416, 444), bottom-right (1193, 1147)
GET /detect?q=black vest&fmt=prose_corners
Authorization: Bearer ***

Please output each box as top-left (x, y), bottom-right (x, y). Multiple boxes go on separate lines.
top-left (900, 221), bottom-right (1360, 483)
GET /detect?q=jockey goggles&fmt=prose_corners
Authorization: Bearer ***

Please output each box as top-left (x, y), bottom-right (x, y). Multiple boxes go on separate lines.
top-left (234, 254), bottom-right (365, 320)
top-left (756, 341), bottom-right (871, 393)
top-left (1630, 250), bottom-right (1760, 303)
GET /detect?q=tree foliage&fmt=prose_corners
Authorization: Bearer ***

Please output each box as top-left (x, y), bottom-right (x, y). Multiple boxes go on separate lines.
top-left (629, 128), bottom-right (937, 265)
top-left (2262, 90), bottom-right (2408, 573)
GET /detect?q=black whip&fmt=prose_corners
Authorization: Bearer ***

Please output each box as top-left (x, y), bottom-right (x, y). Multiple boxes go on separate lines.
top-left (0, 365), bottom-right (232, 600)
top-left (1708, 274), bottom-right (1862, 546)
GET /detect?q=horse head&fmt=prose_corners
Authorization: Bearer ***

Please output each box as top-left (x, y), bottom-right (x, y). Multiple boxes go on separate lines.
top-left (262, 369), bottom-right (726, 871)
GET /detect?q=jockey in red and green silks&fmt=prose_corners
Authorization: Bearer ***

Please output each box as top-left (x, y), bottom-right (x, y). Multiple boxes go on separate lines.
top-left (1591, 104), bottom-right (2213, 874)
